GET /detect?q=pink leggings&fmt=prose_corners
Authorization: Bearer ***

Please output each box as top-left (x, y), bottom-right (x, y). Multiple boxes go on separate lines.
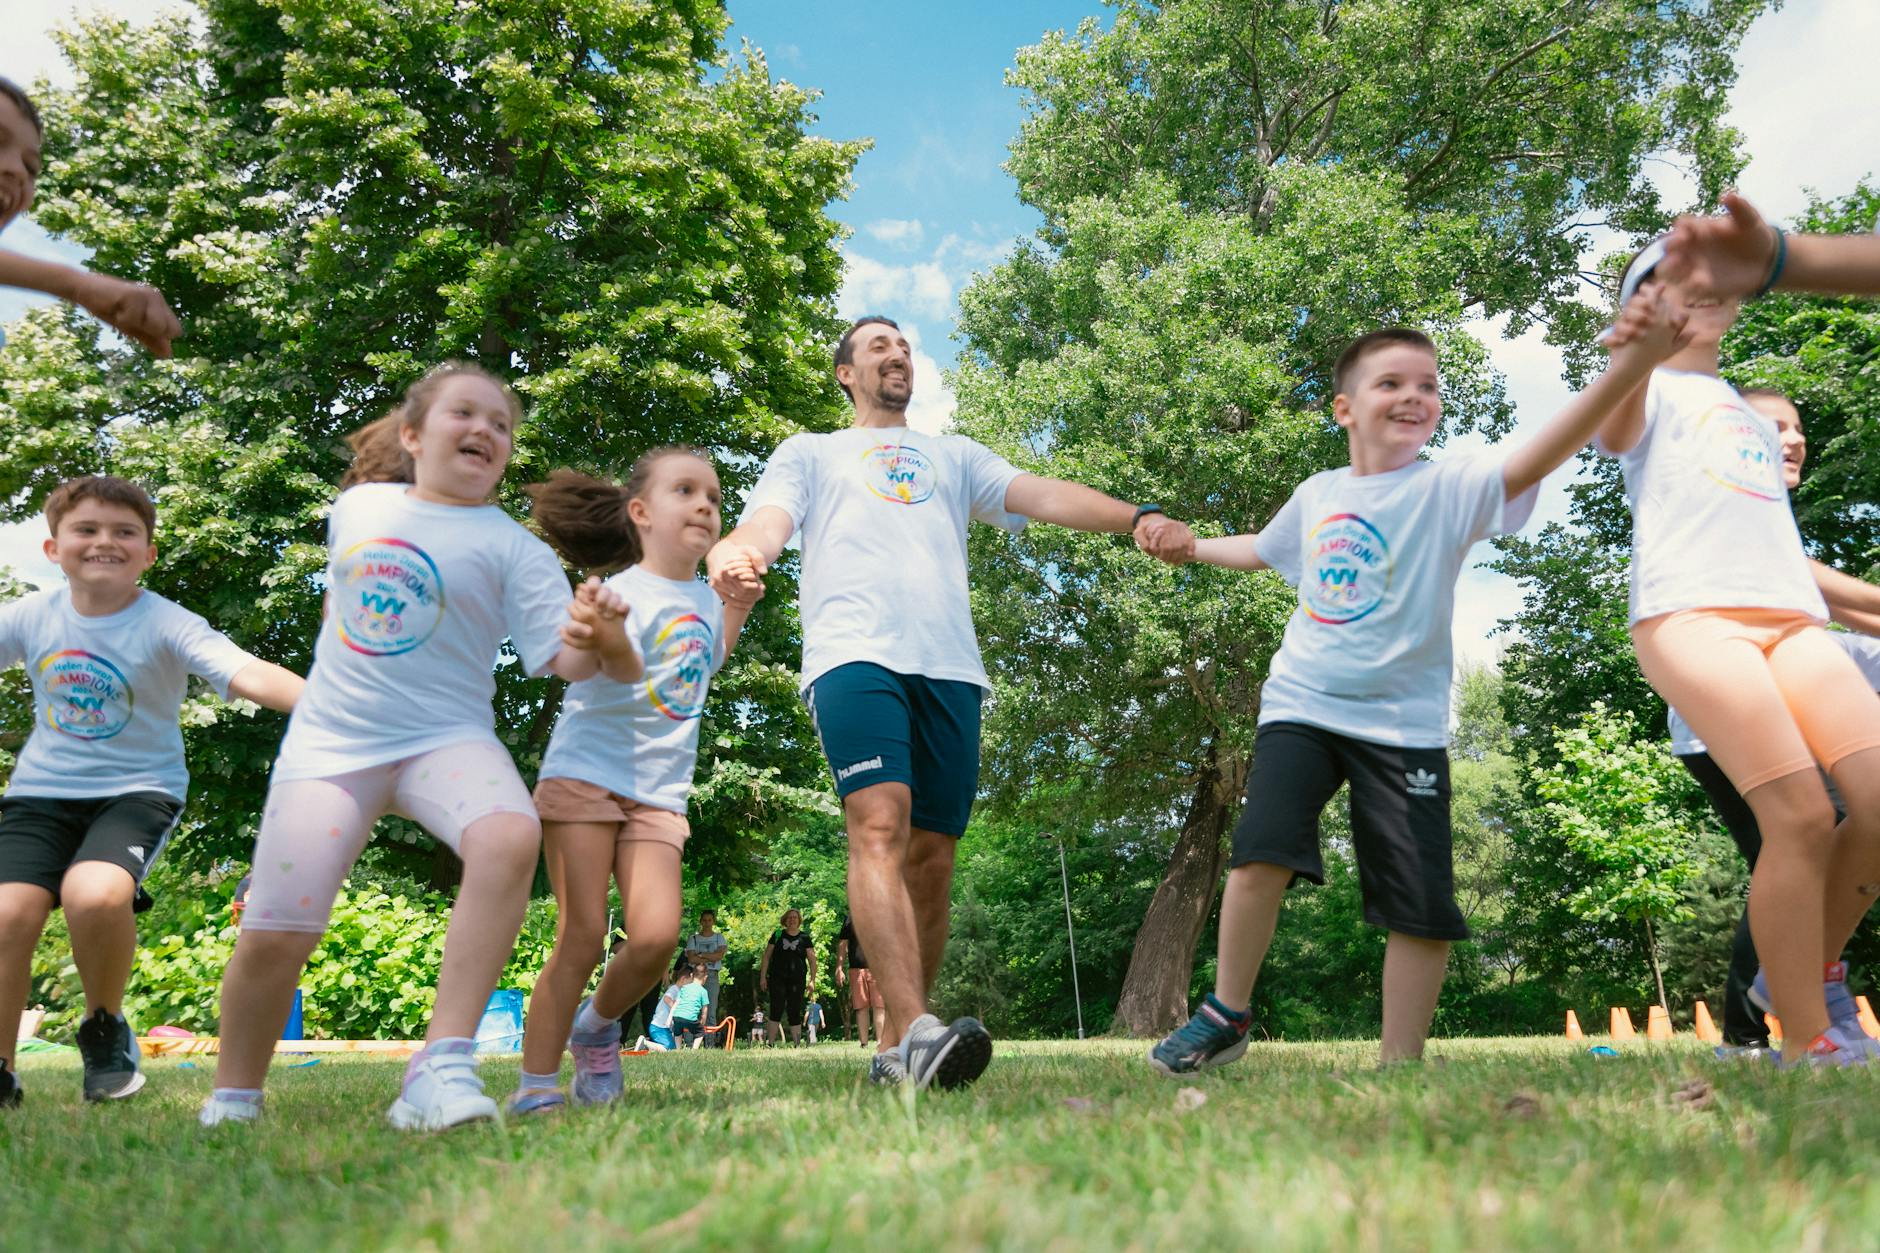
top-left (244, 740), bottom-right (538, 933)
top-left (1632, 609), bottom-right (1880, 793)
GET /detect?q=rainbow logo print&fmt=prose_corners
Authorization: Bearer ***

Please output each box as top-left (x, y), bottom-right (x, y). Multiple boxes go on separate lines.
top-left (1301, 512), bottom-right (1392, 625)
top-left (1696, 402), bottom-right (1783, 501)
top-left (335, 537), bottom-right (446, 657)
top-left (860, 443), bottom-right (936, 506)
top-left (37, 649), bottom-right (134, 740)
top-left (646, 612), bottom-right (715, 721)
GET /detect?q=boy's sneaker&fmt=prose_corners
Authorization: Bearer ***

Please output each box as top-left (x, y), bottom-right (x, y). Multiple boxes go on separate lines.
top-left (1148, 997), bottom-right (1251, 1077)
top-left (0, 1058), bottom-right (20, 1108)
top-left (198, 1092), bottom-right (263, 1127)
top-left (899, 1013), bottom-right (992, 1091)
top-left (503, 1087), bottom-right (567, 1116)
top-left (567, 997), bottom-right (624, 1106)
top-left (1749, 964), bottom-right (1877, 1053)
top-left (1779, 1023), bottom-right (1875, 1070)
top-left (867, 1050), bottom-right (907, 1087)
top-left (387, 1044), bottom-right (497, 1131)
top-left (1712, 1044), bottom-right (1776, 1063)
top-left (76, 1008), bottom-right (145, 1100)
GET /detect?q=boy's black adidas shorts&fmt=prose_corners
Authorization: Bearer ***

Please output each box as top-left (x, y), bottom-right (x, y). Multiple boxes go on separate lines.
top-left (0, 792), bottom-right (182, 912)
top-left (1230, 721), bottom-right (1467, 941)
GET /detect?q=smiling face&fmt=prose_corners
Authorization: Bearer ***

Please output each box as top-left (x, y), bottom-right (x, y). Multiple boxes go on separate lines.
top-left (782, 909), bottom-right (801, 934)
top-left (1333, 342), bottom-right (1442, 470)
top-left (1748, 393), bottom-right (1805, 489)
top-left (628, 453), bottom-right (722, 565)
top-left (45, 499), bottom-right (155, 596)
top-left (0, 91), bottom-right (41, 231)
top-left (836, 322), bottom-right (913, 415)
top-left (399, 374), bottom-right (516, 503)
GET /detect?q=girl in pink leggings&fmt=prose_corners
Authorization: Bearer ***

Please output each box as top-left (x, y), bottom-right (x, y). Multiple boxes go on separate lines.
top-left (200, 363), bottom-right (609, 1130)
top-left (1600, 244), bottom-right (1880, 1065)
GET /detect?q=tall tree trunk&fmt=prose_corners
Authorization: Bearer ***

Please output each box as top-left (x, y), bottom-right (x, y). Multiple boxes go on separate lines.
top-left (1644, 917), bottom-right (1668, 1011)
top-left (1111, 740), bottom-right (1251, 1037)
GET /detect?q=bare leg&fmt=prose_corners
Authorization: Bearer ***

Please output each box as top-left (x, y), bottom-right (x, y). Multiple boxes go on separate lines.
top-left (872, 1004), bottom-right (888, 1042)
top-left (1212, 862), bottom-right (1292, 1012)
top-left (1379, 933), bottom-right (1451, 1062)
top-left (1744, 768), bottom-right (1840, 1060)
top-left (905, 830), bottom-right (957, 999)
top-left (518, 821), bottom-right (616, 1075)
top-left (844, 782), bottom-right (920, 1049)
top-left (212, 927), bottom-right (324, 1089)
top-left (854, 1003), bottom-right (871, 1047)
top-left (426, 813), bottom-right (540, 1041)
top-left (1820, 746), bottom-right (1880, 957)
top-left (59, 862), bottom-right (138, 1016)
top-left (589, 842), bottom-right (682, 1019)
top-left (0, 884), bottom-right (54, 1070)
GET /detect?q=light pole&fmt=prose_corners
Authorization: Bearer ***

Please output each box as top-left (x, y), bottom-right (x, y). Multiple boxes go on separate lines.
top-left (1047, 832), bottom-right (1085, 1039)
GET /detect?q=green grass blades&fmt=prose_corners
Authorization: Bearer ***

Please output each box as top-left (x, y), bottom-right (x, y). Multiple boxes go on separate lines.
top-left (3, 1038), bottom-right (1877, 1250)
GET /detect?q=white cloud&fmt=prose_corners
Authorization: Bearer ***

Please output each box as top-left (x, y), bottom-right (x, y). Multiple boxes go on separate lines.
top-left (837, 249), bottom-right (955, 322)
top-left (10, 0), bottom-right (183, 91)
top-left (0, 520), bottom-right (64, 587)
top-left (863, 218), bottom-right (926, 248)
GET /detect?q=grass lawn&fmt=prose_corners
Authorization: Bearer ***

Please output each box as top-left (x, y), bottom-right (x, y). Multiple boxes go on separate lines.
top-left (3, 1036), bottom-right (1876, 1250)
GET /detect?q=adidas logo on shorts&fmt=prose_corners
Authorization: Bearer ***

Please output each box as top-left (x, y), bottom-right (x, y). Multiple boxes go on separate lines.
top-left (836, 755), bottom-right (884, 783)
top-left (129, 846), bottom-right (146, 863)
top-left (1403, 769), bottom-right (1440, 797)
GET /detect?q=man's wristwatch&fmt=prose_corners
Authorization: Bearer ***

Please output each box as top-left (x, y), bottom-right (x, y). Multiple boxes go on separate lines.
top-left (1131, 503), bottom-right (1165, 530)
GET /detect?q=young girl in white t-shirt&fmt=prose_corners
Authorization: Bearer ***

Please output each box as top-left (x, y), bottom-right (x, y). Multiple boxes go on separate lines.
top-left (1599, 245), bottom-right (1880, 1066)
top-left (505, 448), bottom-right (753, 1113)
top-left (201, 363), bottom-right (606, 1130)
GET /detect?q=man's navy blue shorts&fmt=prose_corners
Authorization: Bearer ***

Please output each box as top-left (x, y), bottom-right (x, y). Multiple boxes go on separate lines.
top-left (805, 662), bottom-right (983, 837)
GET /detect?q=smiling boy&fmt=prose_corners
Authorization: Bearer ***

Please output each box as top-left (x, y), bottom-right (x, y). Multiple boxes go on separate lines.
top-left (0, 476), bottom-right (302, 1107)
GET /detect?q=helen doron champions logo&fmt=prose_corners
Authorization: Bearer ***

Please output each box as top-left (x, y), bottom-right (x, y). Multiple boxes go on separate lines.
top-left (860, 443), bottom-right (936, 505)
top-left (336, 538), bottom-right (445, 656)
top-left (647, 612), bottom-right (715, 721)
top-left (1697, 402), bottom-right (1783, 501)
top-left (39, 649), bottom-right (133, 740)
top-left (1303, 512), bottom-right (1393, 625)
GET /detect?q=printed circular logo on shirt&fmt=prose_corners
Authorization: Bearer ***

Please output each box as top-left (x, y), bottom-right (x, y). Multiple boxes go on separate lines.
top-left (859, 443), bottom-right (936, 506)
top-left (335, 538), bottom-right (446, 656)
top-left (1302, 513), bottom-right (1393, 625)
top-left (37, 649), bottom-right (134, 740)
top-left (646, 612), bottom-right (715, 721)
top-left (1697, 402), bottom-right (1783, 501)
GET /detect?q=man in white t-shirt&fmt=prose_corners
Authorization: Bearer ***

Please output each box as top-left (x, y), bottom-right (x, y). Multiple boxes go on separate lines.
top-left (707, 316), bottom-right (1196, 1090)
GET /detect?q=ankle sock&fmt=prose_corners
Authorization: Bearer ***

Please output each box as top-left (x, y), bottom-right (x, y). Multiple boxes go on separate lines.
top-left (518, 1069), bottom-right (558, 1092)
top-left (211, 1086), bottom-right (264, 1106)
top-left (574, 1002), bottom-right (618, 1035)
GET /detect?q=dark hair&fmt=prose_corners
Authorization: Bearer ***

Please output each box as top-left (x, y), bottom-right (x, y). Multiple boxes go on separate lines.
top-left (527, 446), bottom-right (712, 573)
top-left (1740, 387), bottom-right (1794, 408)
top-left (1331, 327), bottom-right (1437, 398)
top-left (340, 361), bottom-right (521, 489)
top-left (672, 958), bottom-right (696, 982)
top-left (44, 475), bottom-right (156, 540)
top-left (833, 316), bottom-right (901, 403)
top-left (698, 907), bottom-right (716, 921)
top-left (0, 77), bottom-right (43, 139)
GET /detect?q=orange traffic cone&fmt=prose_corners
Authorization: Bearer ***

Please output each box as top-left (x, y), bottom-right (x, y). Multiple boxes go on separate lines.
top-left (1565, 1010), bottom-right (1584, 1040)
top-left (1646, 1004), bottom-right (1674, 1041)
top-left (1765, 1013), bottom-right (1782, 1042)
top-left (1610, 1007), bottom-right (1636, 1041)
top-left (1858, 996), bottom-right (1880, 1041)
top-left (1693, 1000), bottom-right (1721, 1044)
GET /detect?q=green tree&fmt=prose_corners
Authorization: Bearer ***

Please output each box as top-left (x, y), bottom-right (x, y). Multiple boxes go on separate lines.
top-left (1, 0), bottom-right (857, 878)
top-left (955, 0), bottom-right (1769, 1034)
top-left (1534, 702), bottom-right (1704, 1011)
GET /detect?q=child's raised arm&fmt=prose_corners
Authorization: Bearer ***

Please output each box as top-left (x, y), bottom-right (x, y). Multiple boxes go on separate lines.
top-left (1500, 288), bottom-right (1687, 497)
top-left (226, 659), bottom-right (305, 713)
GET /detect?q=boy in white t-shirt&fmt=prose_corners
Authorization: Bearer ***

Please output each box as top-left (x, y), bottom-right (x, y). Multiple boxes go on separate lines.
top-left (0, 476), bottom-right (303, 1109)
top-left (1150, 297), bottom-right (1685, 1075)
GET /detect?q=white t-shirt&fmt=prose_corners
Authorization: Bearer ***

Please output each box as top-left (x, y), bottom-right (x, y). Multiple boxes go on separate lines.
top-left (0, 587), bottom-right (256, 801)
top-left (1254, 452), bottom-right (1538, 748)
top-left (685, 930), bottom-right (728, 973)
top-left (1603, 369), bottom-right (1827, 626)
top-left (276, 483), bottom-right (571, 779)
top-left (537, 565), bottom-right (726, 814)
top-left (740, 426), bottom-right (1027, 691)
top-left (651, 984), bottom-right (678, 1031)
top-left (1669, 630), bottom-right (1880, 756)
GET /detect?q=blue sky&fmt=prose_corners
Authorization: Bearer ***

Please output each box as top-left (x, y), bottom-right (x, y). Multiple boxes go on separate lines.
top-left (6, 0), bottom-right (1880, 668)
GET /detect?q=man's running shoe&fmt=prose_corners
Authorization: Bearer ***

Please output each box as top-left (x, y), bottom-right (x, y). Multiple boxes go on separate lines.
top-left (76, 1008), bottom-right (144, 1100)
top-left (387, 1042), bottom-right (497, 1131)
top-left (1148, 997), bottom-right (1251, 1077)
top-left (867, 1050), bottom-right (907, 1087)
top-left (1712, 1044), bottom-right (1777, 1063)
top-left (0, 1058), bottom-right (20, 1108)
top-left (567, 997), bottom-right (624, 1106)
top-left (198, 1091), bottom-right (263, 1127)
top-left (899, 1014), bottom-right (992, 1091)
top-left (503, 1087), bottom-right (567, 1116)
top-left (1779, 1023), bottom-right (1875, 1070)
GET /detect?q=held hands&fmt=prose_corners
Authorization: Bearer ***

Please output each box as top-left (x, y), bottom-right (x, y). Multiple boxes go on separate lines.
top-left (1135, 513), bottom-right (1197, 565)
top-left (1598, 284), bottom-right (1689, 361)
top-left (73, 271), bottom-right (182, 358)
top-left (1657, 191), bottom-right (1780, 301)
top-left (707, 540), bottom-right (769, 607)
top-left (561, 578), bottom-right (635, 661)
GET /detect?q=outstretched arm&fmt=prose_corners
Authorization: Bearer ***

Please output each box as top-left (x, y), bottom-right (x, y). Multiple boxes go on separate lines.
top-left (1812, 559), bottom-right (1880, 621)
top-left (1002, 474), bottom-right (1196, 562)
top-left (1188, 534), bottom-right (1269, 572)
top-left (1660, 192), bottom-right (1880, 300)
top-left (226, 660), bottom-right (305, 713)
top-left (0, 251), bottom-right (182, 357)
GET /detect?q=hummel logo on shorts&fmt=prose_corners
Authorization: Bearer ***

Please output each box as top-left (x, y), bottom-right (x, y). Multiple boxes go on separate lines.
top-left (1403, 769), bottom-right (1439, 797)
top-left (836, 755), bottom-right (884, 783)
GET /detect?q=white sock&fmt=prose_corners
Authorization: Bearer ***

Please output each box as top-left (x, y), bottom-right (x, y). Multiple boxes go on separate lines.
top-left (574, 1002), bottom-right (617, 1035)
top-left (212, 1087), bottom-right (264, 1106)
top-left (518, 1069), bottom-right (558, 1092)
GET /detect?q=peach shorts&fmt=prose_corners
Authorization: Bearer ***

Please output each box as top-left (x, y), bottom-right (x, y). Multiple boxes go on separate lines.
top-left (1632, 607), bottom-right (1880, 793)
top-left (532, 777), bottom-right (689, 849)
top-left (851, 967), bottom-right (883, 1010)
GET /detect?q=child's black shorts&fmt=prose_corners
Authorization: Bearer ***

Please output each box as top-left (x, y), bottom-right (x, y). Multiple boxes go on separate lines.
top-left (0, 792), bottom-right (183, 912)
top-left (1231, 721), bottom-right (1467, 941)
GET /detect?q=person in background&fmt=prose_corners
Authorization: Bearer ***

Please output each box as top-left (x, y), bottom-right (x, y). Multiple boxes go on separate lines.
top-left (684, 908), bottom-right (728, 1023)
